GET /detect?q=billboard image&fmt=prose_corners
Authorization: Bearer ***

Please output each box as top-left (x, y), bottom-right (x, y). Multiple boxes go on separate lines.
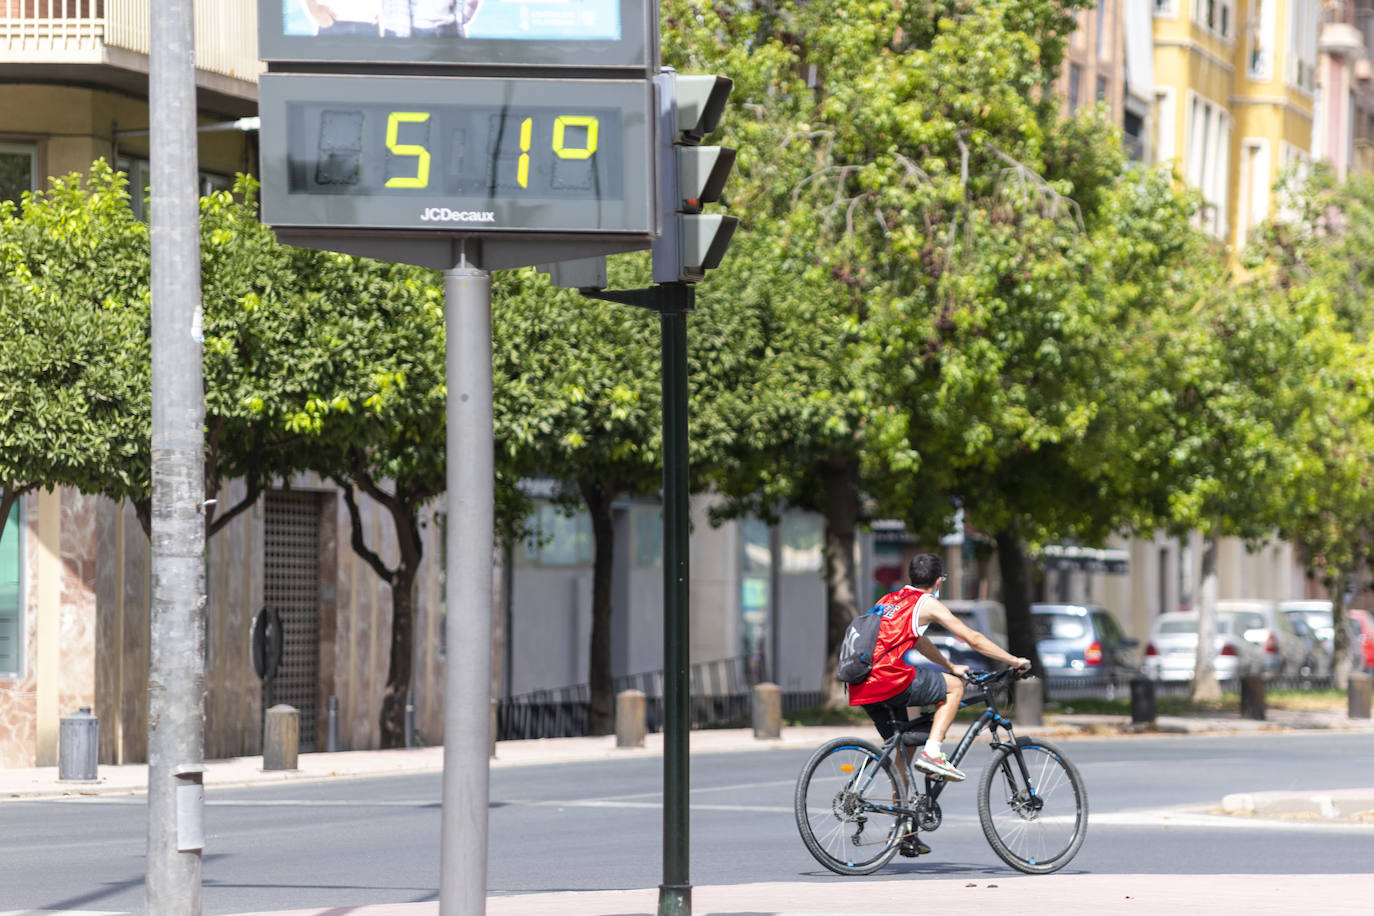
top-left (261, 0), bottom-right (652, 70)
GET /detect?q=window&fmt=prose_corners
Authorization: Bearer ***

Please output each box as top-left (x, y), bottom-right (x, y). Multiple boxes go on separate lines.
top-left (1239, 139), bottom-right (1271, 249)
top-left (1248, 0), bottom-right (1275, 79)
top-left (0, 143), bottom-right (37, 208)
top-left (1033, 614), bottom-right (1087, 641)
top-left (1156, 88), bottom-right (1177, 162)
top-left (1096, 75), bottom-right (1109, 104)
top-left (0, 499), bottom-right (23, 679)
top-left (1193, 0), bottom-right (1233, 38)
top-left (1123, 109), bottom-right (1145, 160)
top-left (516, 503), bottom-right (593, 567)
top-left (1186, 94), bottom-right (1231, 238)
top-left (117, 157), bottom-right (234, 220)
top-left (1068, 63), bottom-right (1083, 111)
top-left (1288, 0), bottom-right (1318, 92)
top-left (632, 505), bottom-right (661, 568)
top-left (1096, 0), bottom-right (1107, 59)
top-left (1154, 0), bottom-right (1178, 16)
top-left (779, 514), bottom-right (823, 573)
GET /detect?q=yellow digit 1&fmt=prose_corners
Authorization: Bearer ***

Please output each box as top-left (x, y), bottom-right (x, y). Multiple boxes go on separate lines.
top-left (517, 117), bottom-right (532, 189)
top-left (384, 111), bottom-right (431, 189)
top-left (552, 115), bottom-right (599, 160)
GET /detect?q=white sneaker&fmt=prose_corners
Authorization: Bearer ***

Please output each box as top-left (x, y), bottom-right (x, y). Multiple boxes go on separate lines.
top-left (914, 749), bottom-right (966, 782)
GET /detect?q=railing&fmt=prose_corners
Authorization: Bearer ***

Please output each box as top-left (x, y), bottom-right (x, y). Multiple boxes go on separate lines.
top-left (0, 0), bottom-right (262, 85)
top-left (496, 657), bottom-right (812, 741)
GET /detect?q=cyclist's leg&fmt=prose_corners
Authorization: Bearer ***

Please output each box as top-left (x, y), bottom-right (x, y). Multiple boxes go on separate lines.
top-left (907, 669), bottom-right (966, 780)
top-left (861, 698), bottom-right (909, 791)
top-left (927, 673), bottom-right (964, 744)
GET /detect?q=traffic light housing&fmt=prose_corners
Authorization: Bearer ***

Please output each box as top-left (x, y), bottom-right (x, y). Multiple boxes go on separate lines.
top-left (652, 72), bottom-right (738, 284)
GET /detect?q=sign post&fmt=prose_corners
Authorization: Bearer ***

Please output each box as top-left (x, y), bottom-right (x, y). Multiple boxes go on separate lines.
top-left (257, 7), bottom-right (735, 916)
top-left (440, 254), bottom-right (495, 915)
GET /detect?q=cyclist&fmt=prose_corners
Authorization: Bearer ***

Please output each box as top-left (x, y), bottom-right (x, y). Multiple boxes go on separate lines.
top-left (849, 553), bottom-right (1029, 788)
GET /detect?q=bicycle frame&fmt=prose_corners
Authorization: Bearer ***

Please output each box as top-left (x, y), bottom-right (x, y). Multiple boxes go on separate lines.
top-left (852, 675), bottom-right (1029, 819)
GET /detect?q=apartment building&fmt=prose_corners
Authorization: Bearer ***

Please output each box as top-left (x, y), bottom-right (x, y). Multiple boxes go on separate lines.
top-left (1053, 0), bottom-right (1156, 162)
top-left (1150, 0), bottom-right (1323, 250)
top-left (0, 1), bottom-right (426, 769)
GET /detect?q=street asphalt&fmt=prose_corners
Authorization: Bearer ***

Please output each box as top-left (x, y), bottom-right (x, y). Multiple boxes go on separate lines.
top-left (2, 707), bottom-right (1371, 915)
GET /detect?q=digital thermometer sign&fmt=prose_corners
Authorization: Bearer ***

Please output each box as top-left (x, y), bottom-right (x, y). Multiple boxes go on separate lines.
top-left (259, 74), bottom-right (654, 237)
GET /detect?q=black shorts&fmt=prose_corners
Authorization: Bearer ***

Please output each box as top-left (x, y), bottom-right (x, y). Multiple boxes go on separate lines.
top-left (861, 667), bottom-right (949, 739)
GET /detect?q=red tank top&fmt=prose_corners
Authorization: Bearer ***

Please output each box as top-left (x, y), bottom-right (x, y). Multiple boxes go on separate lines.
top-left (847, 586), bottom-right (931, 706)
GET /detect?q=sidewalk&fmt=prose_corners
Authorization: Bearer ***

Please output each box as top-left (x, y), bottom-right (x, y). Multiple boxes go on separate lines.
top-left (4, 710), bottom-right (1371, 916)
top-left (226, 874), bottom-right (1373, 916)
top-left (4, 708), bottom-right (1372, 807)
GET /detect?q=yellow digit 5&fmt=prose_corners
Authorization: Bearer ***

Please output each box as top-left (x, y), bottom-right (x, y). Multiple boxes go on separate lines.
top-left (552, 115), bottom-right (599, 160)
top-left (517, 117), bottom-right (532, 189)
top-left (384, 111), bottom-right (431, 189)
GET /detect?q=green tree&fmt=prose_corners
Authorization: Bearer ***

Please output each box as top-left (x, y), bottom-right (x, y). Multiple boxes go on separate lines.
top-left (0, 164), bottom-right (150, 538)
top-left (1243, 167), bottom-right (1374, 689)
top-left (492, 264), bottom-right (663, 733)
top-left (666, 0), bottom-right (1203, 700)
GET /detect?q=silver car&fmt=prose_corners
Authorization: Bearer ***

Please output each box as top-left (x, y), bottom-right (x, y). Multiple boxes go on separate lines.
top-left (1277, 599), bottom-right (1360, 676)
top-left (1215, 599), bottom-right (1311, 678)
top-left (919, 599), bottom-right (1008, 672)
top-left (1142, 611), bottom-right (1265, 681)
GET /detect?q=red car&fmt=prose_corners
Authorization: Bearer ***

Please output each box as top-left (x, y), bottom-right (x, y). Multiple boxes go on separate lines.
top-left (1349, 609), bottom-right (1374, 671)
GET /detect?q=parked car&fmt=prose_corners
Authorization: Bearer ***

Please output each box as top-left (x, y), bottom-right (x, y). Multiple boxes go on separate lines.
top-left (1030, 603), bottom-right (1139, 680)
top-left (1348, 609), bottom-right (1374, 671)
top-left (1142, 611), bottom-right (1266, 681)
top-left (1215, 599), bottom-right (1311, 678)
top-left (1277, 600), bottom-right (1360, 677)
top-left (917, 599), bottom-right (1008, 672)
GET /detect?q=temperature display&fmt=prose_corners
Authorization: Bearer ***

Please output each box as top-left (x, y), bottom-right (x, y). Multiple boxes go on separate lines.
top-left (259, 74), bottom-right (653, 236)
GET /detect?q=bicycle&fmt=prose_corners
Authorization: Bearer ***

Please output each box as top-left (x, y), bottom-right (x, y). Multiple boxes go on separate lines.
top-left (794, 667), bottom-right (1087, 876)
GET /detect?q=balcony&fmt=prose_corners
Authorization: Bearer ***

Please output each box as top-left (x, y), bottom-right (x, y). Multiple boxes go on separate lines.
top-left (0, 1), bottom-right (262, 112)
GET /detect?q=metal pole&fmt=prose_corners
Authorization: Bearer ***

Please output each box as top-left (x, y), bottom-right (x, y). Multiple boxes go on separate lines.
top-left (658, 284), bottom-right (693, 916)
top-left (439, 260), bottom-right (494, 916)
top-left (146, 0), bottom-right (205, 911)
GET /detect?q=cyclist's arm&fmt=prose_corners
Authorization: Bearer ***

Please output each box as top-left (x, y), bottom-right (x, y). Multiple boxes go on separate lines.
top-left (911, 635), bottom-right (959, 673)
top-left (923, 601), bottom-right (1028, 669)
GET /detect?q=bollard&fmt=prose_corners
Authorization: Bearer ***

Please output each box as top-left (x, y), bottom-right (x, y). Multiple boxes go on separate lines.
top-left (1240, 676), bottom-right (1267, 720)
top-left (326, 696), bottom-right (339, 753)
top-left (491, 697), bottom-right (499, 758)
top-left (58, 707), bottom-right (99, 782)
top-left (1013, 676), bottom-right (1043, 727)
top-left (751, 682), bottom-right (782, 739)
top-left (263, 704), bottom-right (300, 771)
top-left (1349, 672), bottom-right (1373, 719)
top-left (615, 689), bottom-right (647, 748)
top-left (1130, 677), bottom-right (1157, 726)
top-left (404, 690), bottom-right (416, 748)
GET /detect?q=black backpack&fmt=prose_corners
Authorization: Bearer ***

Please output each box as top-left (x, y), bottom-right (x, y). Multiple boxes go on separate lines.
top-left (835, 604), bottom-right (894, 684)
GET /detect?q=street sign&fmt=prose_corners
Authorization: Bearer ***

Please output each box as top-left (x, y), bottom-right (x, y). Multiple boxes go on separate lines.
top-left (257, 0), bottom-right (656, 72)
top-left (259, 74), bottom-right (654, 239)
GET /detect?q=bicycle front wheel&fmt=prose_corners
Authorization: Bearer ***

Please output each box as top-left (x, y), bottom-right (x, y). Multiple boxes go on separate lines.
top-left (977, 736), bottom-right (1087, 874)
top-left (794, 736), bottom-right (905, 876)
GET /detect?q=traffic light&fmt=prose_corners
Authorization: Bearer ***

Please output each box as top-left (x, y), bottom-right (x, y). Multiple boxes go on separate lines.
top-left (652, 72), bottom-right (738, 284)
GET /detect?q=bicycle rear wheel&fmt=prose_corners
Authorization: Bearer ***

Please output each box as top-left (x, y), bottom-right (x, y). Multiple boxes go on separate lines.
top-left (977, 736), bottom-right (1087, 874)
top-left (794, 736), bottom-right (905, 876)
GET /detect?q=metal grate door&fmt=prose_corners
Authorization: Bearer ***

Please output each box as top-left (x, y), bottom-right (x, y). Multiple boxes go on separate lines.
top-left (264, 491), bottom-right (322, 752)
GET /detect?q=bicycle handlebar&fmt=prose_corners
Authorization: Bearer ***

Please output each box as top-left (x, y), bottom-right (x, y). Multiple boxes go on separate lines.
top-left (962, 665), bottom-right (1031, 686)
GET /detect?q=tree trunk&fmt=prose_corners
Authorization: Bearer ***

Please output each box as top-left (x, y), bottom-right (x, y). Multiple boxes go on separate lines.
top-left (1331, 572), bottom-right (1352, 691)
top-left (580, 478), bottom-right (618, 735)
top-left (379, 563), bottom-right (417, 748)
top-left (820, 458), bottom-right (860, 708)
top-left (995, 526), bottom-right (1038, 672)
top-left (1190, 531), bottom-right (1222, 703)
